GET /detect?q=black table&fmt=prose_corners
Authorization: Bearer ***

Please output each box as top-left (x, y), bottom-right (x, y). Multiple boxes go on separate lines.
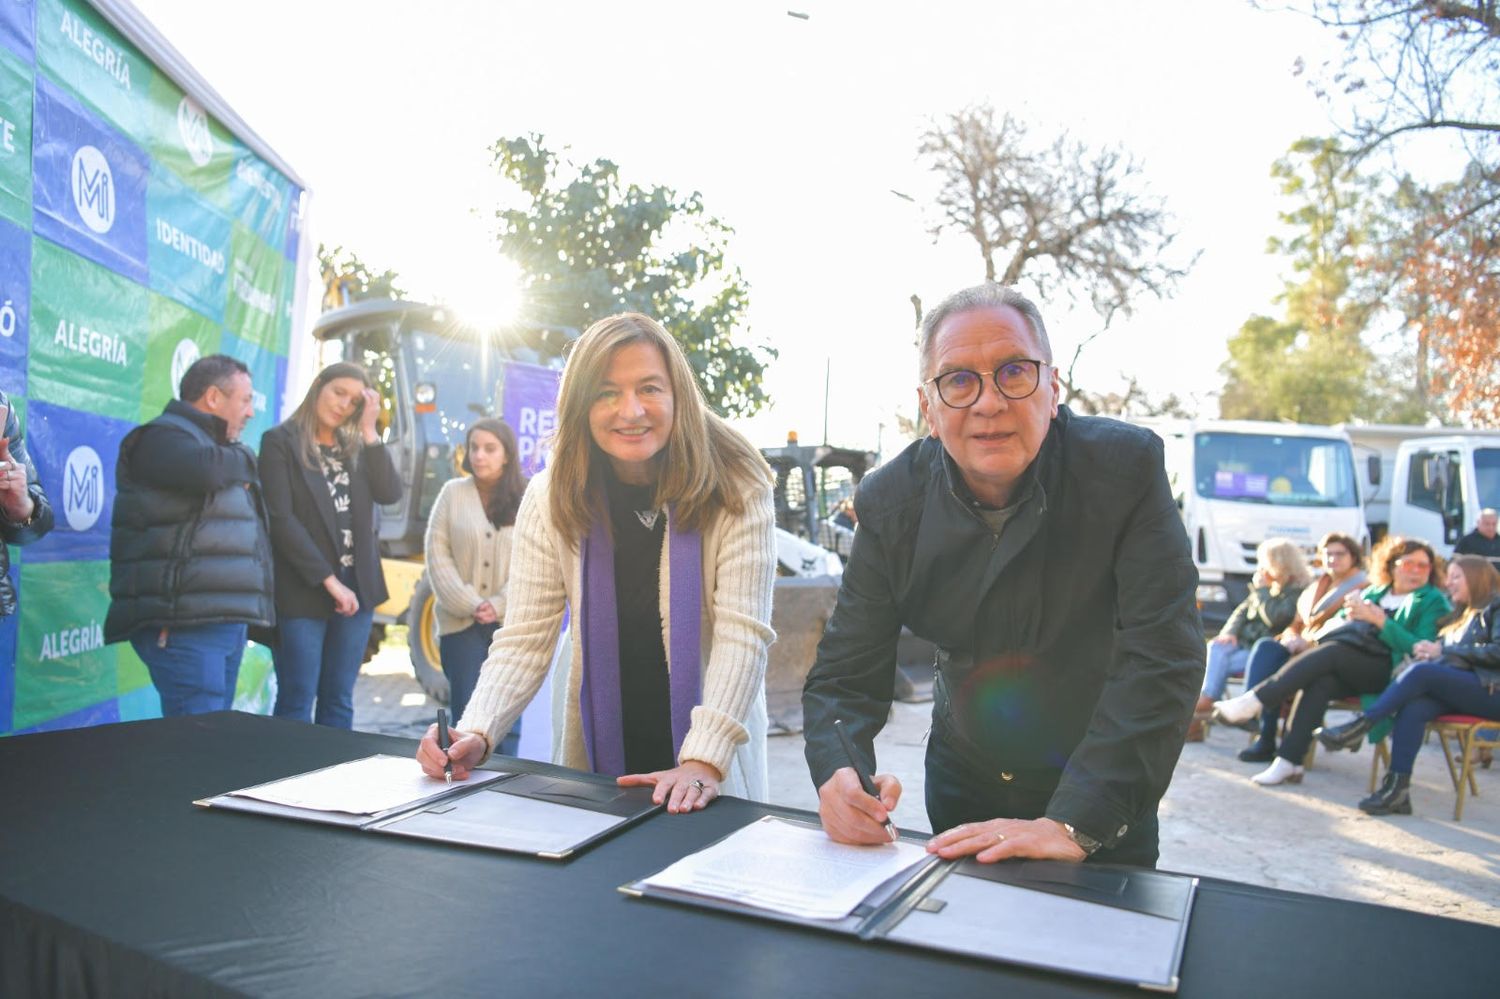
top-left (1, 713), bottom-right (1494, 997)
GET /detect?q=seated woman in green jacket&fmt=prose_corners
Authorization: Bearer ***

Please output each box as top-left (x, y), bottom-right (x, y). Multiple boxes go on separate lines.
top-left (1214, 535), bottom-right (1450, 786)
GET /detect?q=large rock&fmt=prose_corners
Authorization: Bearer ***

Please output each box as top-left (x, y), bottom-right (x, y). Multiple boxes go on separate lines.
top-left (765, 575), bottom-right (840, 734)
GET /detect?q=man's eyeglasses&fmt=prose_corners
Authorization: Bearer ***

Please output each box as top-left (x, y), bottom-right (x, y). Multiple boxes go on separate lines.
top-left (926, 359), bottom-right (1047, 409)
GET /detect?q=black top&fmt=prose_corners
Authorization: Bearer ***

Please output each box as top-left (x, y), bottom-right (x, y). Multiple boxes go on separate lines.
top-left (258, 422), bottom-right (404, 620)
top-left (1455, 529), bottom-right (1500, 559)
top-left (317, 445), bottom-right (356, 574)
top-left (603, 466), bottom-right (674, 773)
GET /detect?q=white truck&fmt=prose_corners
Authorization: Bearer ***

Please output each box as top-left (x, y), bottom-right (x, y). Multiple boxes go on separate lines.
top-left (1388, 434), bottom-right (1500, 557)
top-left (1140, 419), bottom-right (1369, 630)
top-left (1339, 423), bottom-right (1497, 543)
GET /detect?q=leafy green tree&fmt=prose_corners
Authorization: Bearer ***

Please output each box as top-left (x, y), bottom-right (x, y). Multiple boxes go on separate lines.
top-left (1220, 138), bottom-right (1428, 423)
top-left (317, 244), bottom-right (406, 311)
top-left (489, 135), bottom-right (773, 418)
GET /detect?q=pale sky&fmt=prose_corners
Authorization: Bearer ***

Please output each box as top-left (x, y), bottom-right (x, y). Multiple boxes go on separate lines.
top-left (131, 0), bottom-right (1348, 455)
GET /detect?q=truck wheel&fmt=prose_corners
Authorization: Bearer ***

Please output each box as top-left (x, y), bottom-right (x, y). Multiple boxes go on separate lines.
top-left (408, 576), bottom-right (449, 704)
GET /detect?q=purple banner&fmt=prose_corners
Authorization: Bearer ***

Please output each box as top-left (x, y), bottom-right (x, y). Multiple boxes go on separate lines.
top-left (501, 361), bottom-right (561, 478)
top-left (32, 76), bottom-right (149, 284)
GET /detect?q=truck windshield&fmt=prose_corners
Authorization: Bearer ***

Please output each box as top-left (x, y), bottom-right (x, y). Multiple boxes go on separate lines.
top-left (1194, 433), bottom-right (1358, 508)
top-left (1476, 447), bottom-right (1500, 510)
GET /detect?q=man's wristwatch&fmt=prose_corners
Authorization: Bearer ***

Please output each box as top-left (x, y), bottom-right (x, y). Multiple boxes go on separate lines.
top-left (1059, 821), bottom-right (1102, 856)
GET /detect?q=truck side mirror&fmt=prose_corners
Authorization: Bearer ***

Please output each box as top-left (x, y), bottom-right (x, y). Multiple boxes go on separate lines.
top-left (1367, 455), bottom-right (1381, 487)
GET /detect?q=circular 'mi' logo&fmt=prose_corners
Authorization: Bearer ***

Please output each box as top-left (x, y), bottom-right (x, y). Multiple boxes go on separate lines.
top-left (70, 145), bottom-right (115, 234)
top-left (171, 339), bottom-right (201, 397)
top-left (63, 445), bottom-right (104, 532)
top-left (176, 96), bottom-right (214, 167)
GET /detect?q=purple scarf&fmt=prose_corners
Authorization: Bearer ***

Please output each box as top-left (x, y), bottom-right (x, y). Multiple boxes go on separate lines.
top-left (578, 507), bottom-right (703, 776)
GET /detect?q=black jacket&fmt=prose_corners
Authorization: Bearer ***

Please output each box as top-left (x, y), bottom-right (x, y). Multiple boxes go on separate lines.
top-left (802, 407), bottom-right (1204, 849)
top-left (1442, 596), bottom-right (1500, 689)
top-left (104, 401), bottom-right (275, 642)
top-left (258, 422), bottom-right (403, 619)
top-left (0, 389), bottom-right (55, 618)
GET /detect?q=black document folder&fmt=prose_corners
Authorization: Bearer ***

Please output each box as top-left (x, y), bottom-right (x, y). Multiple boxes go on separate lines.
top-left (196, 755), bottom-right (661, 860)
top-left (623, 817), bottom-right (1195, 992)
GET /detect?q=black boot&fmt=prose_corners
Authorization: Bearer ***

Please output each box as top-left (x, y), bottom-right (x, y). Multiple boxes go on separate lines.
top-left (1238, 737), bottom-right (1277, 763)
top-left (1317, 714), bottom-right (1374, 753)
top-left (1359, 772), bottom-right (1412, 815)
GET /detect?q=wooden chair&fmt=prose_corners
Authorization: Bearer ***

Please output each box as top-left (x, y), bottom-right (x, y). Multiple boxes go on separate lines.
top-left (1295, 694), bottom-right (1386, 791)
top-left (1426, 715), bottom-right (1500, 821)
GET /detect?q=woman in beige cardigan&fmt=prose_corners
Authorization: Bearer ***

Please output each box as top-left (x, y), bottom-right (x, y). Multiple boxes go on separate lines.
top-left (423, 417), bottom-right (526, 747)
top-left (417, 313), bottom-right (777, 812)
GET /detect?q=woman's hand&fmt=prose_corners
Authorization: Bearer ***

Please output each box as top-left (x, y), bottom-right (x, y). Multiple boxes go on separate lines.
top-left (1345, 597), bottom-right (1386, 629)
top-left (1281, 635), bottom-right (1310, 655)
top-left (322, 575), bottom-right (359, 616)
top-left (1412, 640), bottom-right (1443, 660)
top-left (1210, 634), bottom-right (1238, 647)
top-left (416, 724), bottom-right (487, 780)
top-left (474, 601), bottom-right (498, 625)
top-left (618, 759), bottom-right (724, 814)
top-left (358, 387), bottom-right (381, 442)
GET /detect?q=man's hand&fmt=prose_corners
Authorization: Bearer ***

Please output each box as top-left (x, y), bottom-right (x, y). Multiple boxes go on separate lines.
top-left (1209, 634), bottom-right (1238, 647)
top-left (618, 759), bottom-right (723, 814)
top-left (817, 767), bottom-right (902, 844)
top-left (416, 724), bottom-right (486, 780)
top-left (927, 817), bottom-right (1088, 863)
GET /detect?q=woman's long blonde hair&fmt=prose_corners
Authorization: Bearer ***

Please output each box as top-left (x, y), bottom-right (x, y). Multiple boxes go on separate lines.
top-left (1257, 537), bottom-right (1312, 591)
top-left (546, 313), bottom-right (771, 545)
top-left (1439, 554), bottom-right (1500, 639)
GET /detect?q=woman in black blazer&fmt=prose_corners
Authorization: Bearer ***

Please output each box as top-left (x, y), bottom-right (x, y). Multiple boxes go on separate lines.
top-left (259, 362), bottom-right (404, 728)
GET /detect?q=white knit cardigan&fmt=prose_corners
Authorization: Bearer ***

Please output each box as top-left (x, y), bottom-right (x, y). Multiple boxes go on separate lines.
top-left (423, 476), bottom-right (516, 637)
top-left (457, 466), bottom-right (777, 801)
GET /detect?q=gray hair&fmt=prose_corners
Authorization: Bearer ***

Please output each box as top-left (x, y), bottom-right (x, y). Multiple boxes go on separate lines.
top-left (918, 283), bottom-right (1053, 380)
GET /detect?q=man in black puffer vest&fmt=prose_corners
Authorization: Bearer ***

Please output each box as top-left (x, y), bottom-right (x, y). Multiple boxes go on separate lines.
top-left (105, 355), bottom-right (274, 716)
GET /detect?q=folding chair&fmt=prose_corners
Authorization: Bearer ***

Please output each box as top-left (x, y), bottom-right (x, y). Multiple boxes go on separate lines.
top-left (1426, 715), bottom-right (1500, 821)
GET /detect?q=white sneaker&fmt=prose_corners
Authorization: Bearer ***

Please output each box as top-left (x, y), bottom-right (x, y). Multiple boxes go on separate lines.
top-left (1250, 757), bottom-right (1305, 786)
top-left (1213, 690), bottom-right (1263, 725)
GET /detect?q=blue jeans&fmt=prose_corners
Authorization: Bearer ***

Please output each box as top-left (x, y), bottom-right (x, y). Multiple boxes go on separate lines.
top-left (439, 621), bottom-right (519, 755)
top-left (1245, 638), bottom-right (1293, 745)
top-left (131, 623), bottom-right (247, 717)
top-left (273, 609), bottom-right (374, 729)
top-left (1364, 661), bottom-right (1500, 774)
top-left (1202, 642), bottom-right (1253, 699)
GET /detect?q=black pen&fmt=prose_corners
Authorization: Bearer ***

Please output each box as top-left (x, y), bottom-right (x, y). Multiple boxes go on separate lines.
top-left (834, 718), bottom-right (898, 842)
top-left (437, 708), bottom-right (453, 784)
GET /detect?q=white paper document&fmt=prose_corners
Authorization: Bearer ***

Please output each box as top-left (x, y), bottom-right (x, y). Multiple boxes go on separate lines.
top-left (380, 790), bottom-right (621, 854)
top-left (228, 754), bottom-right (503, 816)
top-left (641, 816), bottom-right (930, 920)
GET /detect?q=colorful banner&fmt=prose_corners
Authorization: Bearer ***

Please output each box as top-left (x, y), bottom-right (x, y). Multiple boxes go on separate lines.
top-left (32, 75), bottom-right (149, 283)
top-left (0, 215), bottom-right (28, 392)
top-left (2, 0), bottom-right (305, 736)
top-left (28, 236), bottom-right (148, 419)
top-left (0, 0), bottom-right (35, 63)
top-left (142, 291), bottom-right (220, 421)
top-left (34, 0), bottom-right (150, 141)
top-left (21, 399), bottom-right (131, 565)
top-left (147, 164), bottom-right (231, 323)
top-left (0, 43), bottom-right (31, 225)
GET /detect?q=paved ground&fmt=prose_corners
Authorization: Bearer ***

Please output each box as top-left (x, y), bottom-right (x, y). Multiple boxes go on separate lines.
top-left (354, 633), bottom-right (1500, 927)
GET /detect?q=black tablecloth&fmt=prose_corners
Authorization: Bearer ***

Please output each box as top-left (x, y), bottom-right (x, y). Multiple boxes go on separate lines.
top-left (1, 712), bottom-right (1494, 997)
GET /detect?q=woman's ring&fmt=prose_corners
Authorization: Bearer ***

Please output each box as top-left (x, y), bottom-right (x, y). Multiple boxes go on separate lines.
top-left (690, 779), bottom-right (707, 792)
